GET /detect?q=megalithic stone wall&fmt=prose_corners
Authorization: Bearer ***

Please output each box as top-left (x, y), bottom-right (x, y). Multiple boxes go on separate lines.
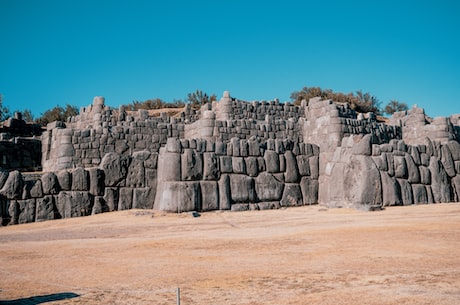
top-left (321, 134), bottom-right (460, 209)
top-left (154, 137), bottom-right (320, 212)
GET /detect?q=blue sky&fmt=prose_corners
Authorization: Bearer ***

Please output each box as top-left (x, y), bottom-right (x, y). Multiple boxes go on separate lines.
top-left (1, 0), bottom-right (459, 119)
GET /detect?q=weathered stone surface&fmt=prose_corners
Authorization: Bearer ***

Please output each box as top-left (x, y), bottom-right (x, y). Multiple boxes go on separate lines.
top-left (245, 157), bottom-right (259, 177)
top-left (232, 157), bottom-right (246, 174)
top-left (447, 141), bottom-right (460, 161)
top-left (309, 156), bottom-right (319, 179)
top-left (405, 154), bottom-right (420, 184)
top-left (181, 149), bottom-right (203, 181)
top-left (155, 181), bottom-right (201, 212)
top-left (220, 156), bottom-right (233, 173)
top-left (91, 196), bottom-right (108, 215)
top-left (441, 145), bottom-right (456, 177)
top-left (0, 169), bottom-right (9, 190)
top-left (280, 184), bottom-right (303, 207)
top-left (385, 153), bottom-right (395, 176)
top-left (126, 157), bottom-right (145, 187)
top-left (157, 150), bottom-right (180, 182)
top-left (218, 174), bottom-right (231, 210)
top-left (71, 167), bottom-right (89, 191)
top-left (264, 150), bottom-right (280, 173)
top-left (203, 152), bottom-right (219, 180)
top-left (296, 155), bottom-right (310, 176)
top-left (99, 153), bottom-right (130, 187)
top-left (0, 170), bottom-right (23, 199)
top-left (29, 180), bottom-right (43, 198)
top-left (257, 201), bottom-right (280, 210)
top-left (118, 187), bottom-right (133, 210)
top-left (89, 168), bottom-right (105, 196)
top-left (419, 166), bottom-right (431, 185)
top-left (133, 187), bottom-right (155, 209)
top-left (56, 191), bottom-right (93, 218)
top-left (36, 195), bottom-right (56, 222)
top-left (284, 151), bottom-right (300, 183)
top-left (231, 203), bottom-right (249, 211)
top-left (398, 178), bottom-right (413, 206)
top-left (300, 177), bottom-right (319, 205)
top-left (429, 157), bottom-right (451, 203)
top-left (352, 134), bottom-right (372, 156)
top-left (254, 172), bottom-right (284, 202)
top-left (394, 156), bottom-right (408, 179)
top-left (101, 187), bottom-right (117, 212)
top-left (372, 154), bottom-right (388, 171)
top-left (200, 181), bottom-right (219, 211)
top-left (412, 184), bottom-right (428, 204)
top-left (230, 174), bottom-right (256, 203)
top-left (343, 155), bottom-right (382, 207)
top-left (381, 172), bottom-right (402, 206)
top-left (166, 137), bottom-right (181, 153)
top-left (57, 170), bottom-right (72, 191)
top-left (451, 175), bottom-right (460, 202)
top-left (15, 199), bottom-right (36, 224)
top-left (41, 172), bottom-right (60, 195)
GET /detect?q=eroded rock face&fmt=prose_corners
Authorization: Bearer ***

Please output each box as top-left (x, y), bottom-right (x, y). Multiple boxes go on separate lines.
top-left (100, 153), bottom-right (131, 187)
top-left (0, 171), bottom-right (23, 199)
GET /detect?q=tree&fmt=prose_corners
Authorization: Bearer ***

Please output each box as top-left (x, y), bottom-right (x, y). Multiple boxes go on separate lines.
top-left (384, 100), bottom-right (408, 115)
top-left (354, 90), bottom-right (381, 114)
top-left (0, 93), bottom-right (11, 121)
top-left (187, 90), bottom-right (217, 108)
top-left (13, 109), bottom-right (34, 122)
top-left (36, 104), bottom-right (78, 126)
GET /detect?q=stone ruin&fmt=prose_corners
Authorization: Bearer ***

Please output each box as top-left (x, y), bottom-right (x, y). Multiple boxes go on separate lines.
top-left (1, 91), bottom-right (459, 225)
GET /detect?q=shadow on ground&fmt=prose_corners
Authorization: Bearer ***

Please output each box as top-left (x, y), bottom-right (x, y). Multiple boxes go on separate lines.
top-left (0, 292), bottom-right (79, 304)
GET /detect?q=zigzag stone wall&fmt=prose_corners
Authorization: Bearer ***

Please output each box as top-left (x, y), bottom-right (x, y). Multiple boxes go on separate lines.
top-left (1, 91), bottom-right (460, 225)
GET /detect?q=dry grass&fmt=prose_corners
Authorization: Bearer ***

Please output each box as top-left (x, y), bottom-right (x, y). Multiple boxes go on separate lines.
top-left (1, 204), bottom-right (460, 304)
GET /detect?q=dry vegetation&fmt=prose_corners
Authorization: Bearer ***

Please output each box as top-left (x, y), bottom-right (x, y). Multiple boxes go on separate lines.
top-left (1, 204), bottom-right (460, 304)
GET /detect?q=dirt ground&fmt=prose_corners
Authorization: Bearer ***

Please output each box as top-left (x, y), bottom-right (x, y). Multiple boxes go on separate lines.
top-left (1, 204), bottom-right (460, 305)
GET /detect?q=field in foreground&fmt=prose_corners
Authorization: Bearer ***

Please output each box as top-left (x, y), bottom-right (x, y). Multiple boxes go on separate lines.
top-left (1, 204), bottom-right (460, 305)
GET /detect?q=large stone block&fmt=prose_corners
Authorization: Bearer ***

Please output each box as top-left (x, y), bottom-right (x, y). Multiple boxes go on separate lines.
top-left (419, 166), bottom-right (431, 185)
top-left (381, 172), bottom-right (402, 206)
top-left (394, 156), bottom-right (408, 179)
top-left (280, 184), bottom-right (303, 207)
top-left (300, 177), bottom-right (319, 205)
top-left (57, 170), bottom-right (72, 191)
top-left (220, 156), bottom-right (233, 173)
top-left (181, 149), bottom-right (203, 181)
top-left (133, 187), bottom-right (156, 209)
top-left (103, 187), bottom-right (119, 212)
top-left (441, 144), bottom-right (456, 177)
top-left (126, 158), bottom-right (145, 187)
top-left (200, 181), bottom-right (219, 211)
top-left (429, 157), bottom-right (452, 203)
top-left (157, 151), bottom-right (180, 182)
top-left (218, 174), bottom-right (231, 210)
top-left (155, 181), bottom-right (201, 212)
top-left (230, 174), bottom-right (256, 203)
top-left (36, 195), bottom-right (56, 222)
top-left (71, 167), bottom-right (89, 191)
top-left (284, 151), bottom-right (300, 183)
top-left (254, 172), bottom-right (284, 202)
top-left (56, 191), bottom-right (93, 218)
top-left (405, 154), bottom-right (420, 184)
top-left (296, 155), bottom-right (310, 176)
top-left (352, 134), bottom-right (372, 156)
top-left (203, 153), bottom-right (220, 180)
top-left (245, 157), bottom-right (259, 177)
top-left (412, 184), bottom-right (428, 204)
top-left (232, 157), bottom-right (246, 174)
top-left (398, 178), bottom-right (413, 205)
top-left (100, 153), bottom-right (131, 187)
top-left (16, 199), bottom-right (36, 224)
top-left (264, 150), bottom-right (280, 173)
top-left (118, 187), bottom-right (133, 210)
top-left (0, 170), bottom-right (23, 199)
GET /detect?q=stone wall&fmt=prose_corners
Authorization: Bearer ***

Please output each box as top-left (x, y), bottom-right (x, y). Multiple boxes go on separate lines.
top-left (154, 137), bottom-right (319, 212)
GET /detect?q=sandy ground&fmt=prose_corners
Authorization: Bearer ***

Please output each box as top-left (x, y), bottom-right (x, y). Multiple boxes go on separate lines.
top-left (1, 204), bottom-right (460, 305)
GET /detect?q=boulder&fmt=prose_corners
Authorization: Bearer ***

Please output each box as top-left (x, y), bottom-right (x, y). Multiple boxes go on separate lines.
top-left (451, 175), bottom-right (460, 202)
top-left (36, 195), bottom-right (56, 222)
top-left (280, 184), bottom-right (303, 207)
top-left (398, 179), bottom-right (413, 205)
top-left (99, 153), bottom-right (131, 187)
top-left (220, 156), bottom-right (233, 173)
top-left (381, 172), bottom-right (402, 206)
top-left (352, 134), bottom-right (372, 156)
top-left (0, 170), bottom-right (23, 199)
top-left (300, 177), bottom-right (319, 205)
top-left (441, 144), bottom-right (456, 177)
top-left (126, 157), bottom-right (145, 187)
top-left (309, 156), bottom-right (319, 179)
top-left (254, 172), bottom-right (284, 202)
top-left (284, 151), bottom-right (300, 183)
top-left (41, 172), bottom-right (60, 195)
top-left (91, 196), bottom-right (108, 215)
top-left (200, 181), bottom-right (219, 211)
top-left (230, 174), bottom-right (256, 203)
top-left (103, 187), bottom-right (119, 212)
top-left (218, 174), bottom-right (231, 210)
top-left (133, 187), bottom-right (156, 209)
top-left (29, 180), bottom-right (43, 198)
top-left (394, 156), bottom-right (408, 179)
top-left (56, 191), bottom-right (93, 218)
top-left (412, 184), bottom-right (428, 204)
top-left (264, 150), bottom-right (280, 173)
top-left (57, 170), bottom-right (72, 191)
top-left (447, 141), bottom-right (460, 161)
top-left (296, 155), bottom-right (311, 176)
top-left (245, 157), bottom-right (259, 177)
top-left (157, 150), bottom-right (180, 182)
top-left (405, 154), bottom-right (420, 184)
top-left (17, 199), bottom-right (36, 224)
top-left (203, 152), bottom-right (220, 180)
top-left (232, 157), bottom-right (246, 174)
top-left (71, 167), bottom-right (89, 191)
top-left (89, 168), bottom-right (105, 196)
top-left (429, 157), bottom-right (452, 203)
top-left (118, 187), bottom-right (133, 210)
top-left (419, 166), bottom-right (431, 185)
top-left (181, 149), bottom-right (203, 181)
top-left (155, 181), bottom-right (201, 212)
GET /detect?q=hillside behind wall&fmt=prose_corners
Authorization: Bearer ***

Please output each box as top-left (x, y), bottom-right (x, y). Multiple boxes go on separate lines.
top-left (1, 91), bottom-right (460, 225)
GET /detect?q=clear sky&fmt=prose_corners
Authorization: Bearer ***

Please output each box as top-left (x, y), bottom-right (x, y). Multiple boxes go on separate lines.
top-left (1, 0), bottom-right (459, 119)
